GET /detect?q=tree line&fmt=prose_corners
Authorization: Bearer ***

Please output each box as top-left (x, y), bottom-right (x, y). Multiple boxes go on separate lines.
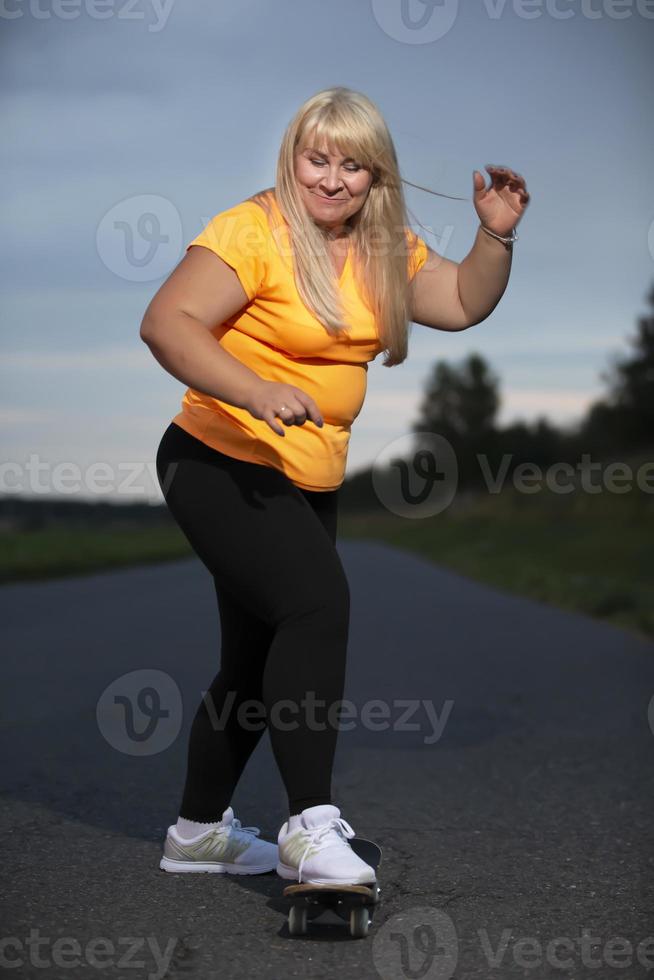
top-left (341, 280), bottom-right (654, 505)
top-left (2, 281), bottom-right (653, 525)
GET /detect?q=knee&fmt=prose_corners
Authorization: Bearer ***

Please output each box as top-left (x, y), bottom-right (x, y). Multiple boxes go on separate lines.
top-left (278, 563), bottom-right (350, 633)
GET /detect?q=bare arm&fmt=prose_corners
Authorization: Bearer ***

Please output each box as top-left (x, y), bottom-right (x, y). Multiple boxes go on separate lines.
top-left (139, 245), bottom-right (263, 409)
top-left (140, 244), bottom-right (324, 435)
top-left (410, 246), bottom-right (470, 332)
top-left (410, 229), bottom-right (512, 332)
top-left (456, 225), bottom-right (512, 325)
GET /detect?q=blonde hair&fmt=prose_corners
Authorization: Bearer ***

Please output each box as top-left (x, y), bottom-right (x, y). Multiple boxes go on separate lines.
top-left (248, 86), bottom-right (444, 367)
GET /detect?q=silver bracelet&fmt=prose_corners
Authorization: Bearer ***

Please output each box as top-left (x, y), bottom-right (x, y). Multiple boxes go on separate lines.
top-left (480, 224), bottom-right (518, 249)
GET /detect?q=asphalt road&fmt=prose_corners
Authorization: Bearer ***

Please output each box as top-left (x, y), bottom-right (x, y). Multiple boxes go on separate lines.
top-left (2, 539), bottom-right (653, 979)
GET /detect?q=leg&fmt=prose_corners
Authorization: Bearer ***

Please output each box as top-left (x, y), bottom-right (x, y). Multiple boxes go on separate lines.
top-left (179, 482), bottom-right (339, 820)
top-left (176, 580), bottom-right (274, 821)
top-left (156, 423), bottom-right (348, 819)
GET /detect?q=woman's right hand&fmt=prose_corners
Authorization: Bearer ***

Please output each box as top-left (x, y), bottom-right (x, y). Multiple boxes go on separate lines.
top-left (244, 380), bottom-right (324, 437)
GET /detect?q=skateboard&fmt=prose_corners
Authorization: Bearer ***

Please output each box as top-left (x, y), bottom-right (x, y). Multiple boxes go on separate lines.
top-left (283, 837), bottom-right (382, 939)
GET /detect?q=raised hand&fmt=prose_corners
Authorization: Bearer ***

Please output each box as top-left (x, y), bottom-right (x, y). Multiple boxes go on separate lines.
top-left (472, 165), bottom-right (530, 236)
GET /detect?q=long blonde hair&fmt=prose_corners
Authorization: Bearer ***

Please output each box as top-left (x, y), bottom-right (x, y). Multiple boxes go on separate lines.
top-left (248, 86), bottom-right (452, 368)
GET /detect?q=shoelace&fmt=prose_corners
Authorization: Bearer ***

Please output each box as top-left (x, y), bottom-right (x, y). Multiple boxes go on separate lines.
top-left (230, 818), bottom-right (261, 839)
top-left (296, 816), bottom-right (355, 883)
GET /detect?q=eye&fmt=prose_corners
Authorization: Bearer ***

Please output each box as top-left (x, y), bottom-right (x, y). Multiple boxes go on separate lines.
top-left (310, 158), bottom-right (362, 173)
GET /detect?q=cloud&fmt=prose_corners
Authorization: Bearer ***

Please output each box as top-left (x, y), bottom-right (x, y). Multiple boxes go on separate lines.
top-left (359, 386), bottom-right (599, 428)
top-left (0, 346), bottom-right (152, 371)
top-left (497, 388), bottom-right (597, 425)
top-left (0, 408), bottom-right (55, 426)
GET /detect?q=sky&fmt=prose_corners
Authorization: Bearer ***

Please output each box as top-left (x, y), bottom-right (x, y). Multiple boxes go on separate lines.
top-left (2, 0), bottom-right (653, 503)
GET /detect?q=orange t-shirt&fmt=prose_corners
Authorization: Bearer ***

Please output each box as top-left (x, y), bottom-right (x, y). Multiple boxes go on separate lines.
top-left (171, 191), bottom-right (428, 491)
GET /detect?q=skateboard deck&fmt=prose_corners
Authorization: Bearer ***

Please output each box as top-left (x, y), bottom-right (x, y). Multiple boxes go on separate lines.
top-left (283, 837), bottom-right (383, 938)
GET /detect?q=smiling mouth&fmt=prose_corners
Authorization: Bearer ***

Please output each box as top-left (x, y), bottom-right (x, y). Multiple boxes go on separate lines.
top-left (312, 192), bottom-right (347, 202)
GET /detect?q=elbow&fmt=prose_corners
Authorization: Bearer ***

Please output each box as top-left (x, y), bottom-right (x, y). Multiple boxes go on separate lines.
top-left (459, 316), bottom-right (483, 330)
top-left (459, 305), bottom-right (497, 330)
top-left (139, 312), bottom-right (159, 344)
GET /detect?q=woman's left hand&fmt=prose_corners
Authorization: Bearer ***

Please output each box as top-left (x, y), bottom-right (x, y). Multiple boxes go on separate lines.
top-left (472, 165), bottom-right (530, 236)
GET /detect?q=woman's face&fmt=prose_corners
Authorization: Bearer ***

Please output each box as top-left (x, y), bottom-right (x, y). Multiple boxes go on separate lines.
top-left (294, 142), bottom-right (374, 236)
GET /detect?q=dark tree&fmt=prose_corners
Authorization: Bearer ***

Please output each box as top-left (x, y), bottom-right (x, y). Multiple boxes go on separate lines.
top-left (579, 281), bottom-right (654, 453)
top-left (410, 352), bottom-right (502, 487)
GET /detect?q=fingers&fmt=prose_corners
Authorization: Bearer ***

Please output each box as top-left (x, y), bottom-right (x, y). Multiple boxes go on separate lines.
top-left (263, 407), bottom-right (286, 437)
top-left (263, 393), bottom-right (324, 437)
top-left (294, 392), bottom-right (324, 429)
top-left (485, 164), bottom-right (530, 202)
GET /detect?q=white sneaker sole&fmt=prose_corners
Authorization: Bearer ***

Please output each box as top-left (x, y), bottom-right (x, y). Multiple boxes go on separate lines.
top-left (276, 860), bottom-right (376, 886)
top-left (160, 857), bottom-right (276, 874)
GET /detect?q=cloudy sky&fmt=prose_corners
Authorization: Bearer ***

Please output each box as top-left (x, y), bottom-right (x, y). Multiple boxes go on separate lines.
top-left (2, 0), bottom-right (653, 502)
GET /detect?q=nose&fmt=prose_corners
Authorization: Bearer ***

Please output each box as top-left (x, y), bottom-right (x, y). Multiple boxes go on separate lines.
top-left (319, 168), bottom-right (343, 194)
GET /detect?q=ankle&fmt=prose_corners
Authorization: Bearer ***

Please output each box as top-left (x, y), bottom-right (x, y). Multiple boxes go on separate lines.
top-left (176, 815), bottom-right (225, 839)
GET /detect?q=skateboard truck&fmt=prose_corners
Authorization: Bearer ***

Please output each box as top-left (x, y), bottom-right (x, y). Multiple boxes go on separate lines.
top-left (282, 837), bottom-right (382, 939)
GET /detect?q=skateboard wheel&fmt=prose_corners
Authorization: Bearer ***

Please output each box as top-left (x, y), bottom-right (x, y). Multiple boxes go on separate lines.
top-left (349, 906), bottom-right (370, 938)
top-left (288, 905), bottom-right (308, 936)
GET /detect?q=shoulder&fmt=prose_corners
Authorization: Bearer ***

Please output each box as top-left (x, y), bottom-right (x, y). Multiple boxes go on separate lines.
top-left (186, 196), bottom-right (274, 300)
top-left (195, 198), bottom-right (272, 260)
top-left (403, 226), bottom-right (429, 279)
top-left (206, 197), bottom-right (270, 232)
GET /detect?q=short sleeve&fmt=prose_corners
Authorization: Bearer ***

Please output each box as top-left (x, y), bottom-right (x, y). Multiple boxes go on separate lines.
top-left (405, 228), bottom-right (429, 281)
top-left (186, 202), bottom-right (269, 301)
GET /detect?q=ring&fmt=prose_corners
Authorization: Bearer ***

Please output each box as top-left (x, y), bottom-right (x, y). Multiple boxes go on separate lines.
top-left (279, 405), bottom-right (288, 414)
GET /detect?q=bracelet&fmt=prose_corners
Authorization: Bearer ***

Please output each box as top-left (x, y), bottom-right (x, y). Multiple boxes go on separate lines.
top-left (480, 224), bottom-right (518, 250)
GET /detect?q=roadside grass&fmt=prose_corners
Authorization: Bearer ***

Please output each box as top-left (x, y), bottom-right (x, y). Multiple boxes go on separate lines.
top-left (1, 481), bottom-right (650, 642)
top-left (338, 484), bottom-right (653, 643)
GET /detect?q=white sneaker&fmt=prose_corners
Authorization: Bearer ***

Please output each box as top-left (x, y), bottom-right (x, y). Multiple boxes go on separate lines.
top-left (160, 807), bottom-right (278, 874)
top-left (276, 804), bottom-right (377, 885)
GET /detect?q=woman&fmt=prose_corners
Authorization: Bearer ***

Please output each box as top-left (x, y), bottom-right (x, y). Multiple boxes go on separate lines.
top-left (141, 86), bottom-right (529, 885)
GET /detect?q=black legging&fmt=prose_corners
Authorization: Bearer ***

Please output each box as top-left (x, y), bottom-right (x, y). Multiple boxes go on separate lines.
top-left (155, 421), bottom-right (350, 820)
